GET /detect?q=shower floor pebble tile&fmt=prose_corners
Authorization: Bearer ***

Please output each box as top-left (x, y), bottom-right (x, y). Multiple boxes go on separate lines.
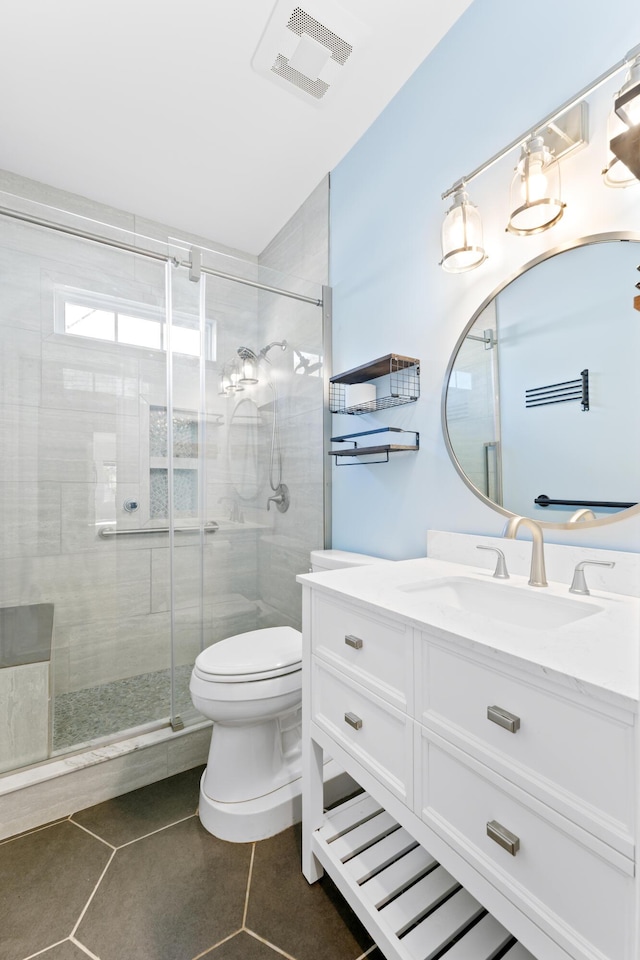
top-left (1, 767), bottom-right (376, 960)
top-left (52, 665), bottom-right (194, 750)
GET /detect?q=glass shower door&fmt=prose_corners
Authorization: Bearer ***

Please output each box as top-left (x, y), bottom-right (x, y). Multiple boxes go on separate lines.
top-left (0, 209), bottom-right (175, 768)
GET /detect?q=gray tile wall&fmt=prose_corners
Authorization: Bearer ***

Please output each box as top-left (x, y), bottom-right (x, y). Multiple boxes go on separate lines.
top-left (256, 177), bottom-right (329, 629)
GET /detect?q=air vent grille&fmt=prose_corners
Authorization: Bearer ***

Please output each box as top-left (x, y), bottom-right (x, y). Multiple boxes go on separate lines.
top-left (286, 6), bottom-right (353, 65)
top-left (271, 54), bottom-right (329, 99)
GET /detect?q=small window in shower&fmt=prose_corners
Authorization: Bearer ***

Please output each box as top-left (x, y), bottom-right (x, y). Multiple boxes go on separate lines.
top-left (55, 286), bottom-right (214, 359)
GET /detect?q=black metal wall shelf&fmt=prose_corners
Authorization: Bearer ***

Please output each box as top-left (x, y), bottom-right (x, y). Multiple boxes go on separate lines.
top-left (330, 354), bottom-right (420, 415)
top-left (329, 427), bottom-right (419, 465)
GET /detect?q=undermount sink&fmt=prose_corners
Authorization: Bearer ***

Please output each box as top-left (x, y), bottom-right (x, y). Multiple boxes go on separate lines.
top-left (397, 576), bottom-right (603, 629)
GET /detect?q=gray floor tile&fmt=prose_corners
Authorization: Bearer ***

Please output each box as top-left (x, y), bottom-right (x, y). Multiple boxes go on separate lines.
top-left (246, 824), bottom-right (373, 960)
top-left (75, 817), bottom-right (251, 960)
top-left (71, 766), bottom-right (204, 846)
top-left (0, 821), bottom-right (111, 960)
top-left (204, 930), bottom-right (287, 958)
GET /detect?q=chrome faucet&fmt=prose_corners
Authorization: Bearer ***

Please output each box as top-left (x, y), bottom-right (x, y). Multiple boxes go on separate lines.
top-left (502, 516), bottom-right (548, 587)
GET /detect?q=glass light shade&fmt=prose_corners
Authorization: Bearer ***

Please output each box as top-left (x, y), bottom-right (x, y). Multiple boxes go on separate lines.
top-left (603, 58), bottom-right (640, 187)
top-left (440, 187), bottom-right (487, 273)
top-left (614, 57), bottom-right (640, 127)
top-left (239, 354), bottom-right (259, 384)
top-left (507, 136), bottom-right (564, 235)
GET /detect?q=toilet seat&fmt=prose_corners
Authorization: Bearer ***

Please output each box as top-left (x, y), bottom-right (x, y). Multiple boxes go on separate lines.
top-left (194, 626), bottom-right (302, 683)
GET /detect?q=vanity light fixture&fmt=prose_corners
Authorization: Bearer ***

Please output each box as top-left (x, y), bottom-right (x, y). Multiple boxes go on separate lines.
top-left (219, 360), bottom-right (245, 394)
top-left (237, 347), bottom-right (260, 384)
top-left (603, 54), bottom-right (640, 186)
top-left (439, 41), bottom-right (640, 272)
top-left (440, 185), bottom-right (487, 273)
top-left (506, 135), bottom-right (564, 235)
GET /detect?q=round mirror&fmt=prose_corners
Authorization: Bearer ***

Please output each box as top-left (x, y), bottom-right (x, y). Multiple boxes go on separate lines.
top-left (443, 233), bottom-right (640, 528)
top-left (227, 398), bottom-right (265, 501)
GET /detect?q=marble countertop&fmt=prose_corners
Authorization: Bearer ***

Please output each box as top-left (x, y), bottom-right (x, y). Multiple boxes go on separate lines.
top-left (298, 557), bottom-right (640, 709)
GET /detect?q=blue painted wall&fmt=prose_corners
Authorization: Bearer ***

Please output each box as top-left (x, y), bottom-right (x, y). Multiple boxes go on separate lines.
top-left (330, 0), bottom-right (640, 558)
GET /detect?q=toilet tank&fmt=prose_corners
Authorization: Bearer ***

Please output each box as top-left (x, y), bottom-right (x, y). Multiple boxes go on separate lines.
top-left (309, 549), bottom-right (386, 572)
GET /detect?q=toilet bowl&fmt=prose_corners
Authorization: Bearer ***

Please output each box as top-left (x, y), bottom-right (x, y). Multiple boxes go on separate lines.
top-left (190, 549), bottom-right (385, 842)
top-left (191, 626), bottom-right (303, 807)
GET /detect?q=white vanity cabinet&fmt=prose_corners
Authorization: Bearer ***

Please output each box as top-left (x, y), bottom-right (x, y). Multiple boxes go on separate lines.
top-left (301, 578), bottom-right (638, 960)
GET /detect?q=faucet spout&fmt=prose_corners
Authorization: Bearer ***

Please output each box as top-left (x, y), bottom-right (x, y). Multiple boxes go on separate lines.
top-left (502, 516), bottom-right (548, 587)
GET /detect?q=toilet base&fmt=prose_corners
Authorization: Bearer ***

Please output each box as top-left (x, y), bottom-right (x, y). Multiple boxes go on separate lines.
top-left (197, 758), bottom-right (356, 843)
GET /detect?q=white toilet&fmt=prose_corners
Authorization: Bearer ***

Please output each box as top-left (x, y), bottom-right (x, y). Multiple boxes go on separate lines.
top-left (190, 549), bottom-right (384, 842)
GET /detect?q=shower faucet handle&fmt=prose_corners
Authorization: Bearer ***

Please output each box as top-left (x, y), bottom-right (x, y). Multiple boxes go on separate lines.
top-left (266, 483), bottom-right (290, 513)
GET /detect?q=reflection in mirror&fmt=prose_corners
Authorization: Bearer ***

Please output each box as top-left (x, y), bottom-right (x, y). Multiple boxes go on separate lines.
top-left (444, 236), bottom-right (640, 527)
top-left (227, 398), bottom-right (265, 501)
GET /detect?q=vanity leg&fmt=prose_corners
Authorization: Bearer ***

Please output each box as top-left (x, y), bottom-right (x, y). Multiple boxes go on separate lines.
top-left (302, 736), bottom-right (324, 883)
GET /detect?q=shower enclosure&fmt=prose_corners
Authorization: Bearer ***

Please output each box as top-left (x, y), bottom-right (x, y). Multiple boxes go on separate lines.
top-left (0, 190), bottom-right (327, 778)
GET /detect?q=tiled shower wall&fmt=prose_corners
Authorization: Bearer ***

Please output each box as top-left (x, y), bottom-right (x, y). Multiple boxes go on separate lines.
top-left (0, 170), bottom-right (327, 767)
top-left (256, 177), bottom-right (329, 629)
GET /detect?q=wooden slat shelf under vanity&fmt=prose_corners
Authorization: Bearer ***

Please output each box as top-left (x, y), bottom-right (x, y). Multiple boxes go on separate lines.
top-left (312, 791), bottom-right (534, 960)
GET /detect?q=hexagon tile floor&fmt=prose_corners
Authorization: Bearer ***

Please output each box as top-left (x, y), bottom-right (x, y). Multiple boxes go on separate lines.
top-left (0, 766), bottom-right (382, 960)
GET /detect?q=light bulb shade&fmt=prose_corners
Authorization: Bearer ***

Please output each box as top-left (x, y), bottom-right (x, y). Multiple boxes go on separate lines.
top-left (603, 109), bottom-right (637, 186)
top-left (220, 360), bottom-right (245, 393)
top-left (614, 58), bottom-right (640, 127)
top-left (440, 188), bottom-right (487, 273)
top-left (603, 58), bottom-right (640, 187)
top-left (507, 136), bottom-right (564, 236)
top-left (239, 355), bottom-right (259, 384)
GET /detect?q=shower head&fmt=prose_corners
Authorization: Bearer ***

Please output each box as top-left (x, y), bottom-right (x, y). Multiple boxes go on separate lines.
top-left (235, 341), bottom-right (287, 384)
top-left (259, 340), bottom-right (288, 360)
top-left (236, 340), bottom-right (287, 363)
top-left (237, 346), bottom-right (258, 362)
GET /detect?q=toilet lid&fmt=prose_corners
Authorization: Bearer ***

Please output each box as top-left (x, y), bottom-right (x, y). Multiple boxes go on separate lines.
top-left (194, 626), bottom-right (302, 681)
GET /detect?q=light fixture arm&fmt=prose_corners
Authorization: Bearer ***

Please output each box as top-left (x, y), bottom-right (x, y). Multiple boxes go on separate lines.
top-left (441, 42), bottom-right (640, 201)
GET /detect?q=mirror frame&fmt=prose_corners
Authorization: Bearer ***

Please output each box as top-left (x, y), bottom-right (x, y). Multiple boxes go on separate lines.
top-left (441, 230), bottom-right (640, 530)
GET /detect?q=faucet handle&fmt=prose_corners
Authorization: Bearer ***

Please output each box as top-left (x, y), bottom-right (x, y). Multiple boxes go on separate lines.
top-left (477, 545), bottom-right (509, 579)
top-left (569, 560), bottom-right (615, 596)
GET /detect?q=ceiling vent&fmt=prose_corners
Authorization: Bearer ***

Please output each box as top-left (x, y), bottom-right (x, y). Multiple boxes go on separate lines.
top-left (252, 0), bottom-right (369, 104)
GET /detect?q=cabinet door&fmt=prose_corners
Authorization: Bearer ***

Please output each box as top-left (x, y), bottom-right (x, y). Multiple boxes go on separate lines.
top-left (417, 735), bottom-right (634, 960)
top-left (311, 593), bottom-right (413, 711)
top-left (311, 658), bottom-right (413, 804)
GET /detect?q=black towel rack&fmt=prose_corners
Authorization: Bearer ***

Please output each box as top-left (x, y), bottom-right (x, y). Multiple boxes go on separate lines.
top-left (535, 495), bottom-right (636, 509)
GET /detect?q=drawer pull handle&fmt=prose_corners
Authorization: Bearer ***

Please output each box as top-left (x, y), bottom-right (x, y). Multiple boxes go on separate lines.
top-left (487, 820), bottom-right (520, 856)
top-left (344, 712), bottom-right (363, 730)
top-left (487, 705), bottom-right (521, 733)
top-left (345, 634), bottom-right (363, 649)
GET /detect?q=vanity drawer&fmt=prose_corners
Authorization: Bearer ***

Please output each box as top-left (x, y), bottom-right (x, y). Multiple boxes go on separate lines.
top-left (419, 740), bottom-right (634, 960)
top-left (417, 641), bottom-right (634, 835)
top-left (311, 657), bottom-right (413, 803)
top-left (311, 593), bottom-right (412, 711)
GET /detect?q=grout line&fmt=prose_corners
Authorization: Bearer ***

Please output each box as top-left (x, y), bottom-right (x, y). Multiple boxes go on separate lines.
top-left (70, 849), bottom-right (116, 938)
top-left (189, 929), bottom-right (243, 960)
top-left (115, 813), bottom-right (197, 849)
top-left (20, 938), bottom-right (69, 960)
top-left (70, 935), bottom-right (102, 959)
top-left (68, 820), bottom-right (116, 851)
top-left (244, 929), bottom-right (300, 960)
top-left (0, 816), bottom-right (72, 846)
top-left (242, 842), bottom-right (256, 927)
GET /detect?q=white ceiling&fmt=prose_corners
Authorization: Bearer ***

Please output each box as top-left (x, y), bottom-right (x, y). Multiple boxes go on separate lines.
top-left (0, 0), bottom-right (472, 255)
